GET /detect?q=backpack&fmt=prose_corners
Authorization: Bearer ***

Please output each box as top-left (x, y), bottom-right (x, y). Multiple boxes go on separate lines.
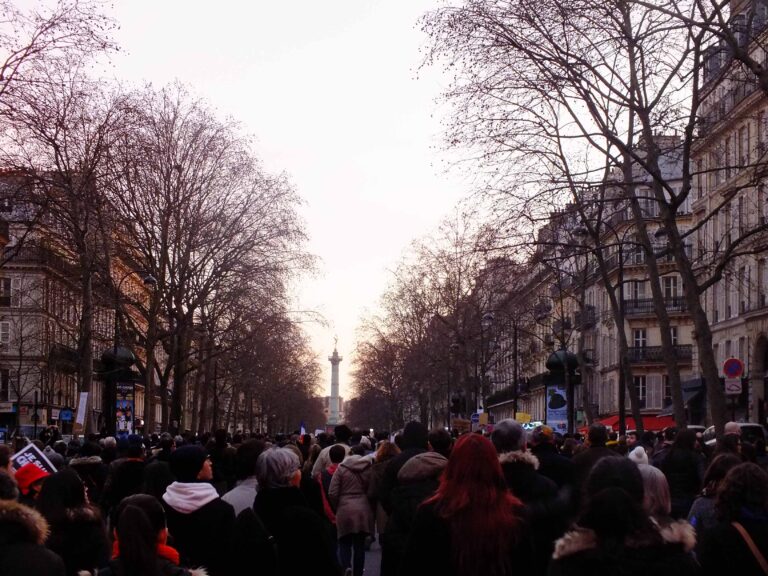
top-left (232, 508), bottom-right (279, 575)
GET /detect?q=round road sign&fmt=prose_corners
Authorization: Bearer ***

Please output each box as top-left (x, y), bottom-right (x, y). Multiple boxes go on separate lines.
top-left (723, 357), bottom-right (744, 379)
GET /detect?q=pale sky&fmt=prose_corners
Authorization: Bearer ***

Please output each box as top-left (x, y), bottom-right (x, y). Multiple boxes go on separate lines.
top-left (105, 1), bottom-right (467, 398)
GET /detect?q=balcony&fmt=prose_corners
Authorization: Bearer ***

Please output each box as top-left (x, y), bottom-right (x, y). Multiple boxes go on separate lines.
top-left (623, 296), bottom-right (687, 316)
top-left (627, 345), bottom-right (693, 364)
top-left (3, 243), bottom-right (79, 280)
top-left (574, 306), bottom-right (596, 329)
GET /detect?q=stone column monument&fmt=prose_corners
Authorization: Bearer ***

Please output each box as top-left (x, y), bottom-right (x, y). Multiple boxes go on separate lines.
top-left (328, 341), bottom-right (343, 425)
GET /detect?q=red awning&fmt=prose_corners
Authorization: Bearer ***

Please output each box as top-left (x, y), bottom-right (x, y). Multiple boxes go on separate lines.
top-left (597, 414), bottom-right (676, 432)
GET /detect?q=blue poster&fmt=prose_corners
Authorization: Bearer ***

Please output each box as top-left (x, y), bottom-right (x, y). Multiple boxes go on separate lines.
top-left (546, 385), bottom-right (568, 433)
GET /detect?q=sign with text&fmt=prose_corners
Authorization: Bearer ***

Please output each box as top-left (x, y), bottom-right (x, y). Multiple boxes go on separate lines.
top-left (546, 385), bottom-right (568, 433)
top-left (11, 443), bottom-right (57, 474)
top-left (116, 382), bottom-right (135, 434)
top-left (451, 418), bottom-right (471, 434)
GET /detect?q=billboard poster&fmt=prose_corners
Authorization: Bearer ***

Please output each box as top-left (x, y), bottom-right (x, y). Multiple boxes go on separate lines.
top-left (546, 385), bottom-right (568, 433)
top-left (116, 382), bottom-right (135, 434)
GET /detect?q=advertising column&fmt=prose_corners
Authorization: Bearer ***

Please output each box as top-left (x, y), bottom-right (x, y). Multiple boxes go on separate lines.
top-left (546, 385), bottom-right (568, 434)
top-left (115, 382), bottom-right (135, 435)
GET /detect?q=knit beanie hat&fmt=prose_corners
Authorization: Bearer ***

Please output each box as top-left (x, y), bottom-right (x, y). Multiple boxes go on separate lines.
top-left (628, 445), bottom-right (649, 466)
top-left (169, 445), bottom-right (207, 482)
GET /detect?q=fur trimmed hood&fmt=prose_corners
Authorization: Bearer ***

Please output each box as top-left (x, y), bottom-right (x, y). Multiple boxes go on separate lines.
top-left (499, 450), bottom-right (540, 470)
top-left (0, 499), bottom-right (50, 545)
top-left (553, 519), bottom-right (696, 560)
top-left (69, 455), bottom-right (103, 466)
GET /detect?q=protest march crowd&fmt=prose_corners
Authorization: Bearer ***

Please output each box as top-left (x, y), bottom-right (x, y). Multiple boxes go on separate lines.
top-left (0, 420), bottom-right (767, 576)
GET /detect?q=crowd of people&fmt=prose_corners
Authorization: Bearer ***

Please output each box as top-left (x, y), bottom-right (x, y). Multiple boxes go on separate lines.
top-left (0, 420), bottom-right (766, 575)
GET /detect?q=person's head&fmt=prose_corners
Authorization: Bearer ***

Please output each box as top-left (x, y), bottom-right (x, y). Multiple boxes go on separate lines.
top-left (428, 428), bottom-right (453, 458)
top-left (329, 444), bottom-right (346, 465)
top-left (169, 445), bottom-right (212, 483)
top-left (716, 462), bottom-right (768, 522)
top-left (334, 425), bottom-right (352, 445)
top-left (375, 440), bottom-right (401, 463)
top-left (702, 453), bottom-right (741, 493)
top-left (256, 447), bottom-right (301, 489)
top-left (158, 432), bottom-right (175, 452)
top-left (531, 425), bottom-right (555, 447)
top-left (113, 494), bottom-right (169, 576)
top-left (586, 456), bottom-right (645, 505)
top-left (663, 427), bottom-right (678, 443)
top-left (587, 424), bottom-right (609, 447)
top-left (491, 419), bottom-right (525, 454)
top-left (36, 468), bottom-right (88, 524)
top-left (627, 432), bottom-right (638, 447)
top-left (14, 463), bottom-right (50, 499)
top-left (425, 433), bottom-right (523, 576)
top-left (234, 439), bottom-right (266, 481)
top-left (715, 433), bottom-right (742, 455)
top-left (637, 464), bottom-right (671, 518)
top-left (306, 443), bottom-right (321, 466)
top-left (401, 421), bottom-right (429, 451)
top-left (724, 421), bottom-right (741, 436)
top-left (671, 428), bottom-right (697, 452)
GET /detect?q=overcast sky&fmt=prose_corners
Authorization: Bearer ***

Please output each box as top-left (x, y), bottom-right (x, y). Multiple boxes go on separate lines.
top-left (106, 1), bottom-right (467, 398)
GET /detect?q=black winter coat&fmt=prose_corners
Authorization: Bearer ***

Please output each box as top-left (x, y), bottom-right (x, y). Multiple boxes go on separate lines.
top-left (531, 443), bottom-right (575, 489)
top-left (548, 520), bottom-right (700, 576)
top-left (254, 486), bottom-right (341, 576)
top-left (0, 499), bottom-right (65, 576)
top-left (163, 495), bottom-right (235, 576)
top-left (698, 515), bottom-right (768, 576)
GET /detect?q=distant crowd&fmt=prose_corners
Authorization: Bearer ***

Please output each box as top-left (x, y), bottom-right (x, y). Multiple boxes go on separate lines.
top-left (0, 420), bottom-right (766, 576)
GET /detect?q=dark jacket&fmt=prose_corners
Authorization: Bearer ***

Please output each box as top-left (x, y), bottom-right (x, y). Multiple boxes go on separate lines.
top-left (0, 499), bottom-right (66, 576)
top-left (68, 455), bottom-right (108, 506)
top-left (380, 452), bottom-right (447, 576)
top-left (45, 505), bottom-right (109, 576)
top-left (659, 449), bottom-right (704, 519)
top-left (571, 445), bottom-right (622, 491)
top-left (698, 515), bottom-right (768, 576)
top-left (531, 443), bottom-right (575, 489)
top-left (548, 519), bottom-right (700, 576)
top-left (162, 482), bottom-right (236, 576)
top-left (254, 486), bottom-right (341, 576)
top-left (500, 450), bottom-right (572, 574)
top-left (101, 457), bottom-right (146, 514)
top-left (401, 500), bottom-right (534, 576)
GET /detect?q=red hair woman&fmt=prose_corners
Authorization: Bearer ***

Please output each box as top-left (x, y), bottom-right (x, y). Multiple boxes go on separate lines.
top-left (400, 433), bottom-right (532, 576)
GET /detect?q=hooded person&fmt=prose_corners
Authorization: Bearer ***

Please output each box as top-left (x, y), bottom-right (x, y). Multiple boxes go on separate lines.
top-left (162, 445), bottom-right (235, 576)
top-left (492, 419), bottom-right (569, 574)
top-left (329, 453), bottom-right (375, 576)
top-left (549, 458), bottom-right (699, 576)
top-left (15, 462), bottom-right (50, 506)
top-left (0, 498), bottom-right (66, 575)
top-left (376, 421), bottom-right (435, 576)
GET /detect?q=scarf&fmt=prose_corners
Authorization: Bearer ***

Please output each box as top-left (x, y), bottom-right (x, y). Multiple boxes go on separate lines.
top-left (112, 539), bottom-right (181, 565)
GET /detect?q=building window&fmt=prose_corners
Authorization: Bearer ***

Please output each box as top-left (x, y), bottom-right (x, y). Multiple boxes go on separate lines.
top-left (634, 375), bottom-right (647, 408)
top-left (663, 375), bottom-right (672, 407)
top-left (670, 326), bottom-right (678, 346)
top-left (0, 322), bottom-right (10, 345)
top-left (663, 276), bottom-right (679, 299)
top-left (633, 328), bottom-right (647, 348)
top-left (631, 280), bottom-right (646, 301)
top-left (0, 369), bottom-right (9, 402)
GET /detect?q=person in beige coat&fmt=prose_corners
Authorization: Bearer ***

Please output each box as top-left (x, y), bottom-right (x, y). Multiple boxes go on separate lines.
top-left (329, 453), bottom-right (373, 576)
